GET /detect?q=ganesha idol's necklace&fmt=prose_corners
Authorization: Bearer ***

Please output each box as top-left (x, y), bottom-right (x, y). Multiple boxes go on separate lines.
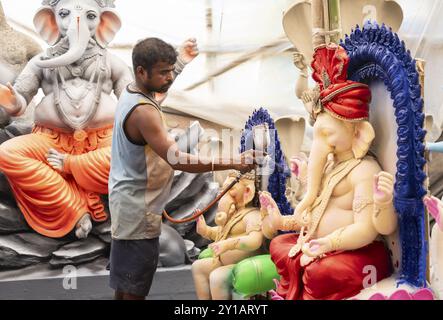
top-left (52, 52), bottom-right (106, 141)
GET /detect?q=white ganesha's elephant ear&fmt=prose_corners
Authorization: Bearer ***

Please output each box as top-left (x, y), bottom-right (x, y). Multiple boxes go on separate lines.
top-left (282, 0), bottom-right (403, 61)
top-left (96, 9), bottom-right (122, 48)
top-left (352, 121), bottom-right (375, 160)
top-left (33, 6), bottom-right (61, 46)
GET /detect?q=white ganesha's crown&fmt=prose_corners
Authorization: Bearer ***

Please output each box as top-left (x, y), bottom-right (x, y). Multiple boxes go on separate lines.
top-left (42, 0), bottom-right (116, 8)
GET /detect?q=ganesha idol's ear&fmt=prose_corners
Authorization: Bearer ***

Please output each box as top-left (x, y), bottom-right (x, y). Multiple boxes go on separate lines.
top-left (243, 184), bottom-right (256, 205)
top-left (33, 6), bottom-right (61, 46)
top-left (352, 121), bottom-right (375, 160)
top-left (96, 9), bottom-right (122, 48)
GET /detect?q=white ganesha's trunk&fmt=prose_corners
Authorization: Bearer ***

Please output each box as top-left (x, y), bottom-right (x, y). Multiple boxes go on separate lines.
top-left (35, 16), bottom-right (90, 69)
top-left (295, 140), bottom-right (332, 215)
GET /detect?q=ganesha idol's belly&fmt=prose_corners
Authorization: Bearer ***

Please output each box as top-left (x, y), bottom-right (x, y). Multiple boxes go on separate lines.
top-left (314, 198), bottom-right (355, 239)
top-left (34, 92), bottom-right (117, 130)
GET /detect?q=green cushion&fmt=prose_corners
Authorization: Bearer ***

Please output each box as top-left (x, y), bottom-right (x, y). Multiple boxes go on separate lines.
top-left (198, 247), bottom-right (214, 260)
top-left (232, 254), bottom-right (280, 297)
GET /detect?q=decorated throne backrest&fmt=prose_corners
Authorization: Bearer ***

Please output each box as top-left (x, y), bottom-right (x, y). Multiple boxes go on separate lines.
top-left (369, 81), bottom-right (402, 275)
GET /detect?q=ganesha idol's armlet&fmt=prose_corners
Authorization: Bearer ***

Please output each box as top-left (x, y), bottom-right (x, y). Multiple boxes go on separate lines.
top-left (352, 196), bottom-right (374, 214)
top-left (12, 72), bottom-right (41, 116)
top-left (326, 227), bottom-right (346, 252)
top-left (372, 198), bottom-right (397, 235)
top-left (373, 199), bottom-right (393, 219)
top-left (227, 238), bottom-right (241, 251)
top-left (280, 215), bottom-right (300, 231)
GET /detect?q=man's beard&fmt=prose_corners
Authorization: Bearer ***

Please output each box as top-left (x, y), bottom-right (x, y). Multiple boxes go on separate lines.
top-left (158, 82), bottom-right (173, 93)
top-left (143, 81), bottom-right (172, 94)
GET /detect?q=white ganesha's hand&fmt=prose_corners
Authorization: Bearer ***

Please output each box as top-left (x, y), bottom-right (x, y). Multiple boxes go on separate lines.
top-left (303, 237), bottom-right (332, 258)
top-left (47, 148), bottom-right (67, 172)
top-left (373, 171), bottom-right (394, 204)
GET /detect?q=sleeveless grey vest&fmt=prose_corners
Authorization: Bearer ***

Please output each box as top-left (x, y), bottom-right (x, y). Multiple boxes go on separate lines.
top-left (109, 84), bottom-right (174, 240)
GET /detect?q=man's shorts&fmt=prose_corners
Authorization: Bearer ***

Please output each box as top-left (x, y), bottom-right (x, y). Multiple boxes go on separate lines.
top-left (109, 237), bottom-right (160, 297)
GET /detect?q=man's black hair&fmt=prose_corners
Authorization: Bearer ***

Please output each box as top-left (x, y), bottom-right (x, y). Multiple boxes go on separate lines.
top-left (132, 37), bottom-right (177, 76)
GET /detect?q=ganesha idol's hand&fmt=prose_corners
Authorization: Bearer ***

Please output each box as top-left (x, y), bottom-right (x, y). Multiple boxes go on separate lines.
top-left (178, 38), bottom-right (199, 64)
top-left (303, 237), bottom-right (332, 258)
top-left (209, 238), bottom-right (237, 257)
top-left (0, 83), bottom-right (19, 116)
top-left (259, 192), bottom-right (283, 234)
top-left (196, 216), bottom-right (209, 238)
top-left (373, 171), bottom-right (394, 205)
top-left (293, 52), bottom-right (308, 72)
top-left (424, 195), bottom-right (443, 231)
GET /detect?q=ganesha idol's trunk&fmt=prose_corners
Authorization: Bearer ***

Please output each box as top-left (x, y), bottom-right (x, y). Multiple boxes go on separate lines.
top-left (295, 139), bottom-right (333, 215)
top-left (35, 16), bottom-right (90, 69)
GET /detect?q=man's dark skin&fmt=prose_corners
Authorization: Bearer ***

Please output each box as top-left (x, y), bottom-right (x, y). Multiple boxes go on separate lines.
top-left (117, 61), bottom-right (259, 300)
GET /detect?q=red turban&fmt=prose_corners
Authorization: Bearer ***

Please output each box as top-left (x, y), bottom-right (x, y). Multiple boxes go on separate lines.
top-left (310, 44), bottom-right (371, 122)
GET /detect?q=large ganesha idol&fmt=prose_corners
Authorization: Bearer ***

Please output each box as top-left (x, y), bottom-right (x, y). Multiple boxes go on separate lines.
top-left (259, 0), bottom-right (439, 300)
top-left (260, 43), bottom-right (396, 300)
top-left (0, 0), bottom-right (189, 240)
top-left (0, 0), bottom-right (132, 239)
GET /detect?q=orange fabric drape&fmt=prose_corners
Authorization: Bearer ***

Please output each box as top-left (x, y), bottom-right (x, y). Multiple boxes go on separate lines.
top-left (0, 125), bottom-right (112, 238)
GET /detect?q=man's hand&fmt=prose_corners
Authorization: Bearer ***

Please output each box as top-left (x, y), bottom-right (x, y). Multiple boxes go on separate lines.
top-left (232, 150), bottom-right (264, 173)
top-left (0, 83), bottom-right (19, 115)
top-left (178, 38), bottom-right (199, 64)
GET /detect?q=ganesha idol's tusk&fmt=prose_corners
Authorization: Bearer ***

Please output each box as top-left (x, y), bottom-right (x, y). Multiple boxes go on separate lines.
top-left (426, 142), bottom-right (443, 154)
top-left (162, 172), bottom-right (243, 224)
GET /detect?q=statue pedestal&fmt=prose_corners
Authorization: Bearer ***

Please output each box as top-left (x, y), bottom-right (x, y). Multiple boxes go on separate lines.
top-left (0, 258), bottom-right (196, 300)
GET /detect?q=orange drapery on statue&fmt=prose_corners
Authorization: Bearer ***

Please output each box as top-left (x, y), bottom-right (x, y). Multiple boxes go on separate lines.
top-left (0, 125), bottom-right (112, 238)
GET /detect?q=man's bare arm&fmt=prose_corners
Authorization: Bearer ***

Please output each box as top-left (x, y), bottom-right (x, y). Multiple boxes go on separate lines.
top-left (133, 105), bottom-right (255, 173)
